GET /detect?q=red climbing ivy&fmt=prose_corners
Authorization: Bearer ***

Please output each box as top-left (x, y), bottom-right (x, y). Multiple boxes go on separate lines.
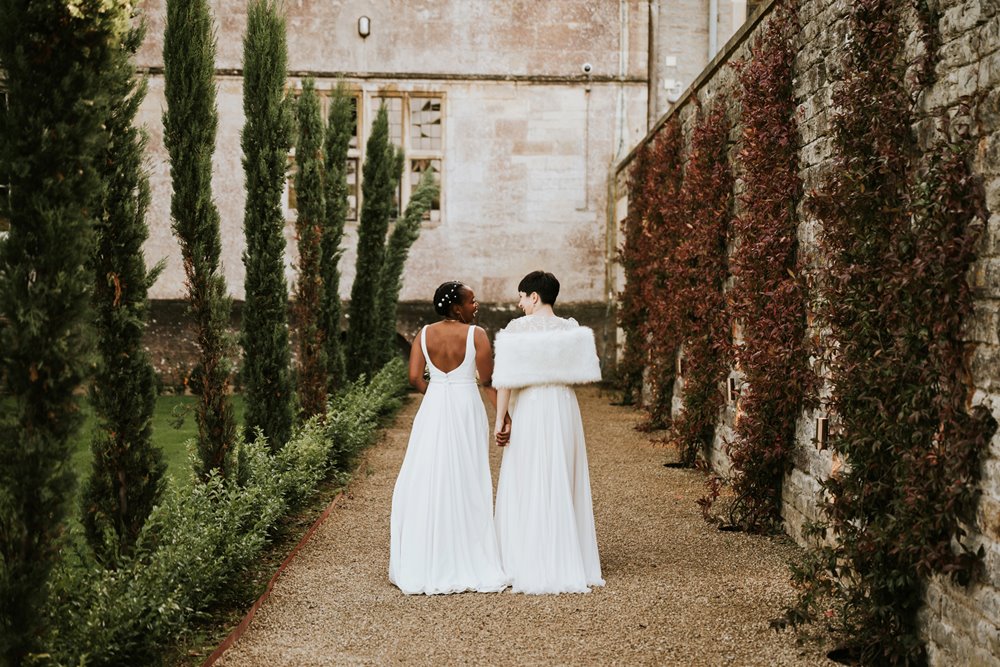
top-left (617, 143), bottom-right (653, 406)
top-left (784, 0), bottom-right (997, 661)
top-left (718, 1), bottom-right (812, 531)
top-left (620, 99), bottom-right (733, 463)
top-left (619, 119), bottom-right (686, 428)
top-left (670, 99), bottom-right (734, 467)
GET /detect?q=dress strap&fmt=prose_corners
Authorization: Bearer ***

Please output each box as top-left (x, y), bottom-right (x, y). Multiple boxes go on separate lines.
top-left (420, 326), bottom-right (432, 369)
top-left (465, 324), bottom-right (476, 362)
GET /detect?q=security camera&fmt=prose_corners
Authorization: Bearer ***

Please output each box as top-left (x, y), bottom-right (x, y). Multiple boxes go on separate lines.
top-left (581, 62), bottom-right (593, 74)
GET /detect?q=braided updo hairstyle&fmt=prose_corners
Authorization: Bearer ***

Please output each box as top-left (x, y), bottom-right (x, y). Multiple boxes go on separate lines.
top-left (433, 281), bottom-right (467, 318)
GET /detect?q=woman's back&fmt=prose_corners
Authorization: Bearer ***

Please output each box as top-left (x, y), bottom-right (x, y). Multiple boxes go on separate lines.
top-left (390, 291), bottom-right (508, 595)
top-left (422, 322), bottom-right (474, 374)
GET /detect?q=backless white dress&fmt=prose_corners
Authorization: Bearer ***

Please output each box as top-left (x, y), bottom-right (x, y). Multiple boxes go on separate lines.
top-left (388, 325), bottom-right (509, 595)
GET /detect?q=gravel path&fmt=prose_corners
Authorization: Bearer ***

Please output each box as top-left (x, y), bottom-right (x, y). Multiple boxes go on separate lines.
top-left (216, 386), bottom-right (832, 666)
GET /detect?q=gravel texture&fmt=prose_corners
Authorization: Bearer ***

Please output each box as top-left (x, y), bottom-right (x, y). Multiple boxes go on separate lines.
top-left (216, 386), bottom-right (833, 666)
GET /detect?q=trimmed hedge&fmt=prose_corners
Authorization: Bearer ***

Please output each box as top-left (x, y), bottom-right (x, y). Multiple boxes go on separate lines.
top-left (39, 359), bottom-right (408, 666)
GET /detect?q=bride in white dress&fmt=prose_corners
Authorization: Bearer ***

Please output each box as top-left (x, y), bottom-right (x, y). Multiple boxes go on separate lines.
top-left (389, 282), bottom-right (511, 595)
top-left (492, 271), bottom-right (605, 594)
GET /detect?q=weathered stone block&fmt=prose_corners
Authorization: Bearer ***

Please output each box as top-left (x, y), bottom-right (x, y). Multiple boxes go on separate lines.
top-left (972, 15), bottom-right (1000, 57)
top-left (962, 299), bottom-right (1000, 344)
top-left (979, 49), bottom-right (1000, 92)
top-left (941, 0), bottom-right (985, 39)
top-left (982, 457), bottom-right (1000, 498)
top-left (975, 258), bottom-right (1000, 296)
top-left (927, 617), bottom-right (961, 654)
top-left (971, 345), bottom-right (1000, 394)
top-left (986, 178), bottom-right (1000, 226)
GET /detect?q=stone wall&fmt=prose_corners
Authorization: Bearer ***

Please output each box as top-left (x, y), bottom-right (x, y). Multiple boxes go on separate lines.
top-left (128, 0), bottom-right (759, 397)
top-left (145, 299), bottom-right (612, 392)
top-left (133, 0), bottom-right (651, 307)
top-left (613, 0), bottom-right (1000, 663)
top-left (127, 0), bottom-right (758, 317)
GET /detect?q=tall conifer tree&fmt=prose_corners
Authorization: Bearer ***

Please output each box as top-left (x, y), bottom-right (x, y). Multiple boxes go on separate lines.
top-left (374, 173), bottom-right (437, 367)
top-left (293, 79), bottom-right (327, 417)
top-left (81, 20), bottom-right (166, 566)
top-left (240, 0), bottom-right (294, 450)
top-left (321, 84), bottom-right (353, 392)
top-left (163, 0), bottom-right (237, 476)
top-left (347, 104), bottom-right (402, 378)
top-left (0, 0), bottom-right (124, 659)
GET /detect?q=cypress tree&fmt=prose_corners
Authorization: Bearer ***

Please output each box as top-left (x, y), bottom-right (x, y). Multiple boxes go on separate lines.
top-left (321, 84), bottom-right (353, 393)
top-left (293, 78), bottom-right (327, 417)
top-left (81, 20), bottom-right (167, 566)
top-left (163, 0), bottom-right (237, 477)
top-left (240, 0), bottom-right (294, 450)
top-left (374, 172), bottom-right (437, 366)
top-left (0, 0), bottom-right (123, 659)
top-left (347, 104), bottom-right (402, 378)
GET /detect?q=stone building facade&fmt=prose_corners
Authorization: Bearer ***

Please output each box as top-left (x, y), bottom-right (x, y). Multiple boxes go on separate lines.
top-left (113, 0), bottom-right (752, 374)
top-left (614, 0), bottom-right (1000, 663)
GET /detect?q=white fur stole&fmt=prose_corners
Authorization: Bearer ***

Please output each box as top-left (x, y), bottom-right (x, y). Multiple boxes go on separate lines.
top-left (492, 326), bottom-right (602, 389)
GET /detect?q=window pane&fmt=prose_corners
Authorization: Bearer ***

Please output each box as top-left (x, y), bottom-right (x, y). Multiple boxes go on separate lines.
top-left (372, 96), bottom-right (403, 147)
top-left (410, 97), bottom-right (442, 151)
top-left (348, 95), bottom-right (359, 150)
top-left (346, 157), bottom-right (358, 220)
top-left (410, 158), bottom-right (441, 223)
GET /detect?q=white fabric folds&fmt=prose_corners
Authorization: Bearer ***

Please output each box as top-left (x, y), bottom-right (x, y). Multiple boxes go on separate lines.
top-left (492, 325), bottom-right (602, 389)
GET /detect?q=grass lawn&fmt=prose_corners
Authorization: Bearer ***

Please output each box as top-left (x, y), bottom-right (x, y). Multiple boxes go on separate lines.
top-left (69, 394), bottom-right (247, 495)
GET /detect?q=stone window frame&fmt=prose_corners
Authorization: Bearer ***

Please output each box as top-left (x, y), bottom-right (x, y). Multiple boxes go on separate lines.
top-left (284, 89), bottom-right (362, 222)
top-left (285, 87), bottom-right (444, 228)
top-left (368, 90), bottom-right (445, 227)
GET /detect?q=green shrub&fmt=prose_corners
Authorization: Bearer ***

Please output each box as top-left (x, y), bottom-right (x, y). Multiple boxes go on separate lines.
top-left (39, 359), bottom-right (407, 666)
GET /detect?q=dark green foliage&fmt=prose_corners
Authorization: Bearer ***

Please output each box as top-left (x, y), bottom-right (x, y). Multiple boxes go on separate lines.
top-left (240, 0), bottom-right (294, 450)
top-left (374, 172), bottom-right (438, 367)
top-left (784, 0), bottom-right (997, 661)
top-left (321, 84), bottom-right (353, 393)
top-left (0, 0), bottom-right (124, 659)
top-left (82, 20), bottom-right (167, 567)
top-left (163, 0), bottom-right (237, 477)
top-left (346, 104), bottom-right (403, 379)
top-left (294, 79), bottom-right (328, 418)
top-left (41, 360), bottom-right (408, 665)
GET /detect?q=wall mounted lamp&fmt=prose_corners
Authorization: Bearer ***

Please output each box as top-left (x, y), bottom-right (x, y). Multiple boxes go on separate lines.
top-left (358, 16), bottom-right (371, 38)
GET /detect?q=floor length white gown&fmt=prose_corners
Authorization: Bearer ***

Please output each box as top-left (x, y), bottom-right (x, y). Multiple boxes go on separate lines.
top-left (389, 325), bottom-right (509, 595)
top-left (494, 317), bottom-right (604, 594)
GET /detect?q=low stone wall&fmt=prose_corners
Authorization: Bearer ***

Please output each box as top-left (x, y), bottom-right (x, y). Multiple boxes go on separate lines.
top-left (143, 299), bottom-right (614, 392)
top-left (614, 0), bottom-right (1000, 662)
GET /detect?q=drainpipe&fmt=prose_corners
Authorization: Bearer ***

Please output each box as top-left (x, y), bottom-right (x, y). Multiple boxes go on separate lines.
top-left (708, 0), bottom-right (718, 60)
top-left (647, 0), bottom-right (658, 128)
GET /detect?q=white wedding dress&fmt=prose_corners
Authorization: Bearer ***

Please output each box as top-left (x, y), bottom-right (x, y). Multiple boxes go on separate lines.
top-left (389, 325), bottom-right (509, 595)
top-left (494, 315), bottom-right (604, 594)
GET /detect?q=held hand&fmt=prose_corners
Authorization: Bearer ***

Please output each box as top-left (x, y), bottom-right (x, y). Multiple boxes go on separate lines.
top-left (494, 413), bottom-right (512, 447)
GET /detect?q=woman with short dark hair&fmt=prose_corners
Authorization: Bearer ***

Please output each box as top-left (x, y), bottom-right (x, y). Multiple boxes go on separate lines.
top-left (492, 271), bottom-right (605, 594)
